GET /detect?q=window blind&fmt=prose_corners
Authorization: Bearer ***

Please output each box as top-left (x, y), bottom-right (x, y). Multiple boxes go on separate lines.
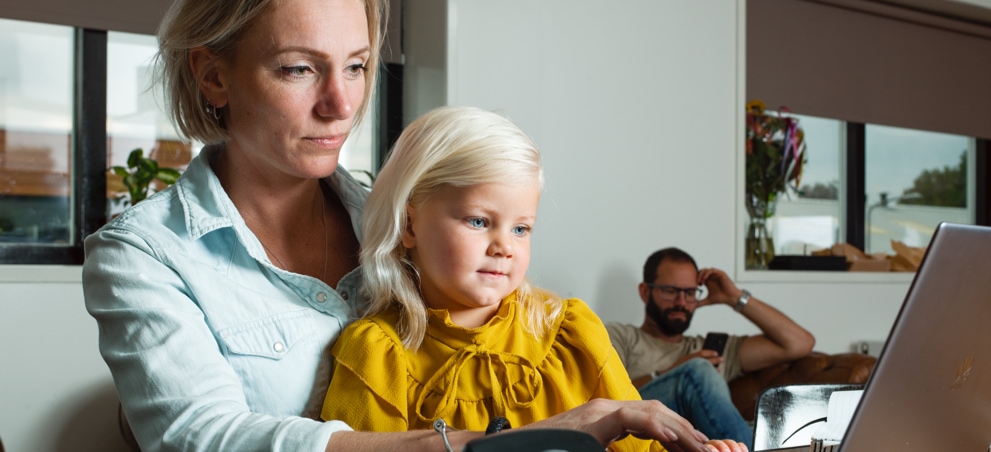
top-left (747, 0), bottom-right (991, 139)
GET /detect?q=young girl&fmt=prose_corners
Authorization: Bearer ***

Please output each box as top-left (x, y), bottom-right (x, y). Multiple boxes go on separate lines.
top-left (321, 106), bottom-right (739, 452)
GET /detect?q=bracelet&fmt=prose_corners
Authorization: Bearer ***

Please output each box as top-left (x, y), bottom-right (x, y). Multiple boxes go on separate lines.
top-left (433, 419), bottom-right (458, 452)
top-left (485, 416), bottom-right (512, 435)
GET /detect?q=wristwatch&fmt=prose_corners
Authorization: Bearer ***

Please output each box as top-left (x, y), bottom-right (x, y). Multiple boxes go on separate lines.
top-left (735, 290), bottom-right (751, 312)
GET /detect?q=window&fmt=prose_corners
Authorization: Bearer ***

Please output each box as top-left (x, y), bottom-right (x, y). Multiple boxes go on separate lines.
top-left (747, 0), bottom-right (991, 272)
top-left (864, 125), bottom-right (972, 254)
top-left (0, 19), bottom-right (74, 246)
top-left (107, 31), bottom-right (195, 218)
top-left (771, 113), bottom-right (843, 255)
top-left (0, 17), bottom-right (396, 266)
top-left (761, 114), bottom-right (984, 269)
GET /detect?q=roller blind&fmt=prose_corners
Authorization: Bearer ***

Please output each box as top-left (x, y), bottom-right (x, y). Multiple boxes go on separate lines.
top-left (0, 0), bottom-right (173, 34)
top-left (747, 0), bottom-right (991, 139)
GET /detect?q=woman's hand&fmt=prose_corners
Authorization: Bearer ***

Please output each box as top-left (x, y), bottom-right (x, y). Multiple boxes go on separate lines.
top-left (521, 398), bottom-right (711, 452)
top-left (704, 438), bottom-right (748, 452)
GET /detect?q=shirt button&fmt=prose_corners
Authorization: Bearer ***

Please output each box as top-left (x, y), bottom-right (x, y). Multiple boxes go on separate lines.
top-left (273, 342), bottom-right (285, 353)
top-left (340, 291), bottom-right (349, 301)
top-left (316, 292), bottom-right (327, 303)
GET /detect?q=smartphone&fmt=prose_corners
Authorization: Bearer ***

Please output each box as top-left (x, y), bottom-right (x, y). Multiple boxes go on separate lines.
top-left (702, 332), bottom-right (729, 356)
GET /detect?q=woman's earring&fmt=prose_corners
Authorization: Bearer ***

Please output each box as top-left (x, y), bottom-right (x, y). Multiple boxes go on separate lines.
top-left (205, 101), bottom-right (222, 122)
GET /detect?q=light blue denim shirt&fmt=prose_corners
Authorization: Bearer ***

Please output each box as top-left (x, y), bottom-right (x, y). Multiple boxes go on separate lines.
top-left (83, 145), bottom-right (370, 452)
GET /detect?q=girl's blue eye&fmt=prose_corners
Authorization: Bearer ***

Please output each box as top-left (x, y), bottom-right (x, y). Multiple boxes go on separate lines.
top-left (512, 225), bottom-right (530, 237)
top-left (468, 218), bottom-right (486, 228)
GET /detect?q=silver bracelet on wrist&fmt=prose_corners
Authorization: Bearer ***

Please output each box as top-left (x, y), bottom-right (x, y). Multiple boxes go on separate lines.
top-left (433, 419), bottom-right (458, 452)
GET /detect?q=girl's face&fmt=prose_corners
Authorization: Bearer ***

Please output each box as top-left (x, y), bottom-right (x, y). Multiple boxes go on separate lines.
top-left (403, 181), bottom-right (540, 328)
top-left (212, 0), bottom-right (370, 180)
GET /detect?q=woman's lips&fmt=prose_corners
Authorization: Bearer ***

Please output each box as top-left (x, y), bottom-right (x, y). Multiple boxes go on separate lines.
top-left (306, 135), bottom-right (346, 149)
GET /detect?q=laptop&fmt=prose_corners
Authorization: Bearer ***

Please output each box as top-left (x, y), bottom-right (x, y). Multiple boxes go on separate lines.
top-left (765, 222), bottom-right (991, 452)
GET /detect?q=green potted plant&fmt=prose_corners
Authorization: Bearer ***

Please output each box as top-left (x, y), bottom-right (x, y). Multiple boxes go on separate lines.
top-left (109, 148), bottom-right (182, 208)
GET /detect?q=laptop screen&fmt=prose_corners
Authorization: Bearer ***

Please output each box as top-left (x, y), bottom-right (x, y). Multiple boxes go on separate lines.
top-left (837, 223), bottom-right (991, 451)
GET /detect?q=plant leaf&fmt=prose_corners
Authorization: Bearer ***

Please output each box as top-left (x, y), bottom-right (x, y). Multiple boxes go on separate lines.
top-left (156, 168), bottom-right (181, 185)
top-left (126, 148), bottom-right (144, 168)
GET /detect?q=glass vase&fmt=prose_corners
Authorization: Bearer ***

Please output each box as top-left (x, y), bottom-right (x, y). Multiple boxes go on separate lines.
top-left (745, 194), bottom-right (776, 270)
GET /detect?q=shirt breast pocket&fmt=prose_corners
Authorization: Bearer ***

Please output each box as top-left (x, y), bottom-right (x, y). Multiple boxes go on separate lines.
top-left (217, 310), bottom-right (324, 415)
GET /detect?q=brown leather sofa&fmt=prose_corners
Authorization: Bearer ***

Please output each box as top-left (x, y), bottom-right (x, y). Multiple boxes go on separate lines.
top-left (728, 351), bottom-right (877, 421)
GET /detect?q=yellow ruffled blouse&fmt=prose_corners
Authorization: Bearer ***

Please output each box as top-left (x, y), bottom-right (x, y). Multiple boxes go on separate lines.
top-left (321, 293), bottom-right (664, 452)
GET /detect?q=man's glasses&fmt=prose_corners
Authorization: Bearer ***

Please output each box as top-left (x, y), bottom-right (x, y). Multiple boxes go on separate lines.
top-left (646, 283), bottom-right (704, 302)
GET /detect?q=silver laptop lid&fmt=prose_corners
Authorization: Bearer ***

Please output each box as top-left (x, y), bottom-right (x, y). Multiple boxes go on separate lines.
top-left (838, 222), bottom-right (991, 451)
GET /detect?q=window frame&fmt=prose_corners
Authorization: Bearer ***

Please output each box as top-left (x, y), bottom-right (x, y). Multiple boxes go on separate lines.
top-left (738, 117), bottom-right (990, 281)
top-left (0, 28), bottom-right (107, 265)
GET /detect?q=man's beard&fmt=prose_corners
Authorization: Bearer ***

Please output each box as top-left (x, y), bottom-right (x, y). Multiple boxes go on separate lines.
top-left (646, 293), bottom-right (693, 336)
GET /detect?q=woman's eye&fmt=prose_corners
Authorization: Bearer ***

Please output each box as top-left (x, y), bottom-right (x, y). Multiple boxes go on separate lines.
top-left (467, 218), bottom-right (487, 228)
top-left (345, 63), bottom-right (367, 79)
top-left (511, 225), bottom-right (530, 237)
top-left (281, 65), bottom-right (313, 78)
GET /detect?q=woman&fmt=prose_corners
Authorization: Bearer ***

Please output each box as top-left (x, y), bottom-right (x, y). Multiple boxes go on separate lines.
top-left (82, 0), bottom-right (733, 451)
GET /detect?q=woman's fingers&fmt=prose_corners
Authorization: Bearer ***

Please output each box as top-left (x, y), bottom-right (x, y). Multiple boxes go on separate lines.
top-left (527, 399), bottom-right (710, 452)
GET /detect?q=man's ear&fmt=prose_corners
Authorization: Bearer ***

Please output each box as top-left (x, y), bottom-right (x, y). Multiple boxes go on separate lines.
top-left (638, 282), bottom-right (650, 304)
top-left (188, 46), bottom-right (229, 109)
top-left (400, 204), bottom-right (416, 249)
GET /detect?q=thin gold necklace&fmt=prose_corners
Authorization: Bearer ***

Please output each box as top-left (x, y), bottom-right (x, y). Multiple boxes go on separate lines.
top-left (260, 192), bottom-right (328, 282)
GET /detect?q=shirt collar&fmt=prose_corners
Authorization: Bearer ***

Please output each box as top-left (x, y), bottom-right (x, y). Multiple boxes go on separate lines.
top-left (173, 143), bottom-right (370, 244)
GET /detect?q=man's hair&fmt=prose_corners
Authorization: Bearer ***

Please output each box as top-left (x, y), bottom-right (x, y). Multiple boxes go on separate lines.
top-left (642, 247), bottom-right (698, 283)
top-left (361, 105), bottom-right (560, 350)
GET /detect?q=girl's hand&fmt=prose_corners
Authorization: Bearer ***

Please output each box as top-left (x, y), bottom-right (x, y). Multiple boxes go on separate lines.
top-left (704, 438), bottom-right (749, 452)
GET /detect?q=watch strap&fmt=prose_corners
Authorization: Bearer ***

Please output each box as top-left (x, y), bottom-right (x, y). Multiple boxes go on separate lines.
top-left (735, 289), bottom-right (751, 312)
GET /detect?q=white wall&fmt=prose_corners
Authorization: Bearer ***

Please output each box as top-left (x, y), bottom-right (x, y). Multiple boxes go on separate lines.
top-left (0, 1), bottom-right (914, 450)
top-left (405, 0), bottom-right (912, 352)
top-left (0, 270), bottom-right (130, 452)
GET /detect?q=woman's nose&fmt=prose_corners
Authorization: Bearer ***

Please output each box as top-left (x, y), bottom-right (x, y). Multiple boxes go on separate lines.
top-left (315, 74), bottom-right (356, 120)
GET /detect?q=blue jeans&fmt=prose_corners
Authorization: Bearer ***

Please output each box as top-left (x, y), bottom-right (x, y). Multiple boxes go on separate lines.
top-left (638, 358), bottom-right (754, 446)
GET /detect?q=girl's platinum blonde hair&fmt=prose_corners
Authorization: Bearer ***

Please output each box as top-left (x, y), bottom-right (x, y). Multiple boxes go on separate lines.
top-left (154, 0), bottom-right (385, 144)
top-left (361, 105), bottom-right (562, 350)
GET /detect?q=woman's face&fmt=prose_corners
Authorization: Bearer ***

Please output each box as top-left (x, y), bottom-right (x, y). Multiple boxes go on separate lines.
top-left (215, 0), bottom-right (370, 180)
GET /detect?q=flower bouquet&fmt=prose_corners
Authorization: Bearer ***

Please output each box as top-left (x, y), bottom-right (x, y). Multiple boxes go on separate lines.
top-left (744, 100), bottom-right (807, 268)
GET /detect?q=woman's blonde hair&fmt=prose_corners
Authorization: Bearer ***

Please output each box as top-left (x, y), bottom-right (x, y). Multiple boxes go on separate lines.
top-left (154, 0), bottom-right (385, 144)
top-left (362, 106), bottom-right (562, 350)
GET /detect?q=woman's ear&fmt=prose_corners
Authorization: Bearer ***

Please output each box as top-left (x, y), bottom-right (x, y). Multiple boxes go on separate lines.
top-left (401, 204), bottom-right (416, 249)
top-left (188, 46), bottom-right (229, 109)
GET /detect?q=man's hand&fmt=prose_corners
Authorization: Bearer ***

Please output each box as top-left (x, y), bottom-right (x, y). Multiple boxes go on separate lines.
top-left (693, 269), bottom-right (816, 373)
top-left (696, 268), bottom-right (742, 308)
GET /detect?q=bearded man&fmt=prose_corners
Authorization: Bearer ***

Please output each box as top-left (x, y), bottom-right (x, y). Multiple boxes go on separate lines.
top-left (606, 247), bottom-right (815, 446)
